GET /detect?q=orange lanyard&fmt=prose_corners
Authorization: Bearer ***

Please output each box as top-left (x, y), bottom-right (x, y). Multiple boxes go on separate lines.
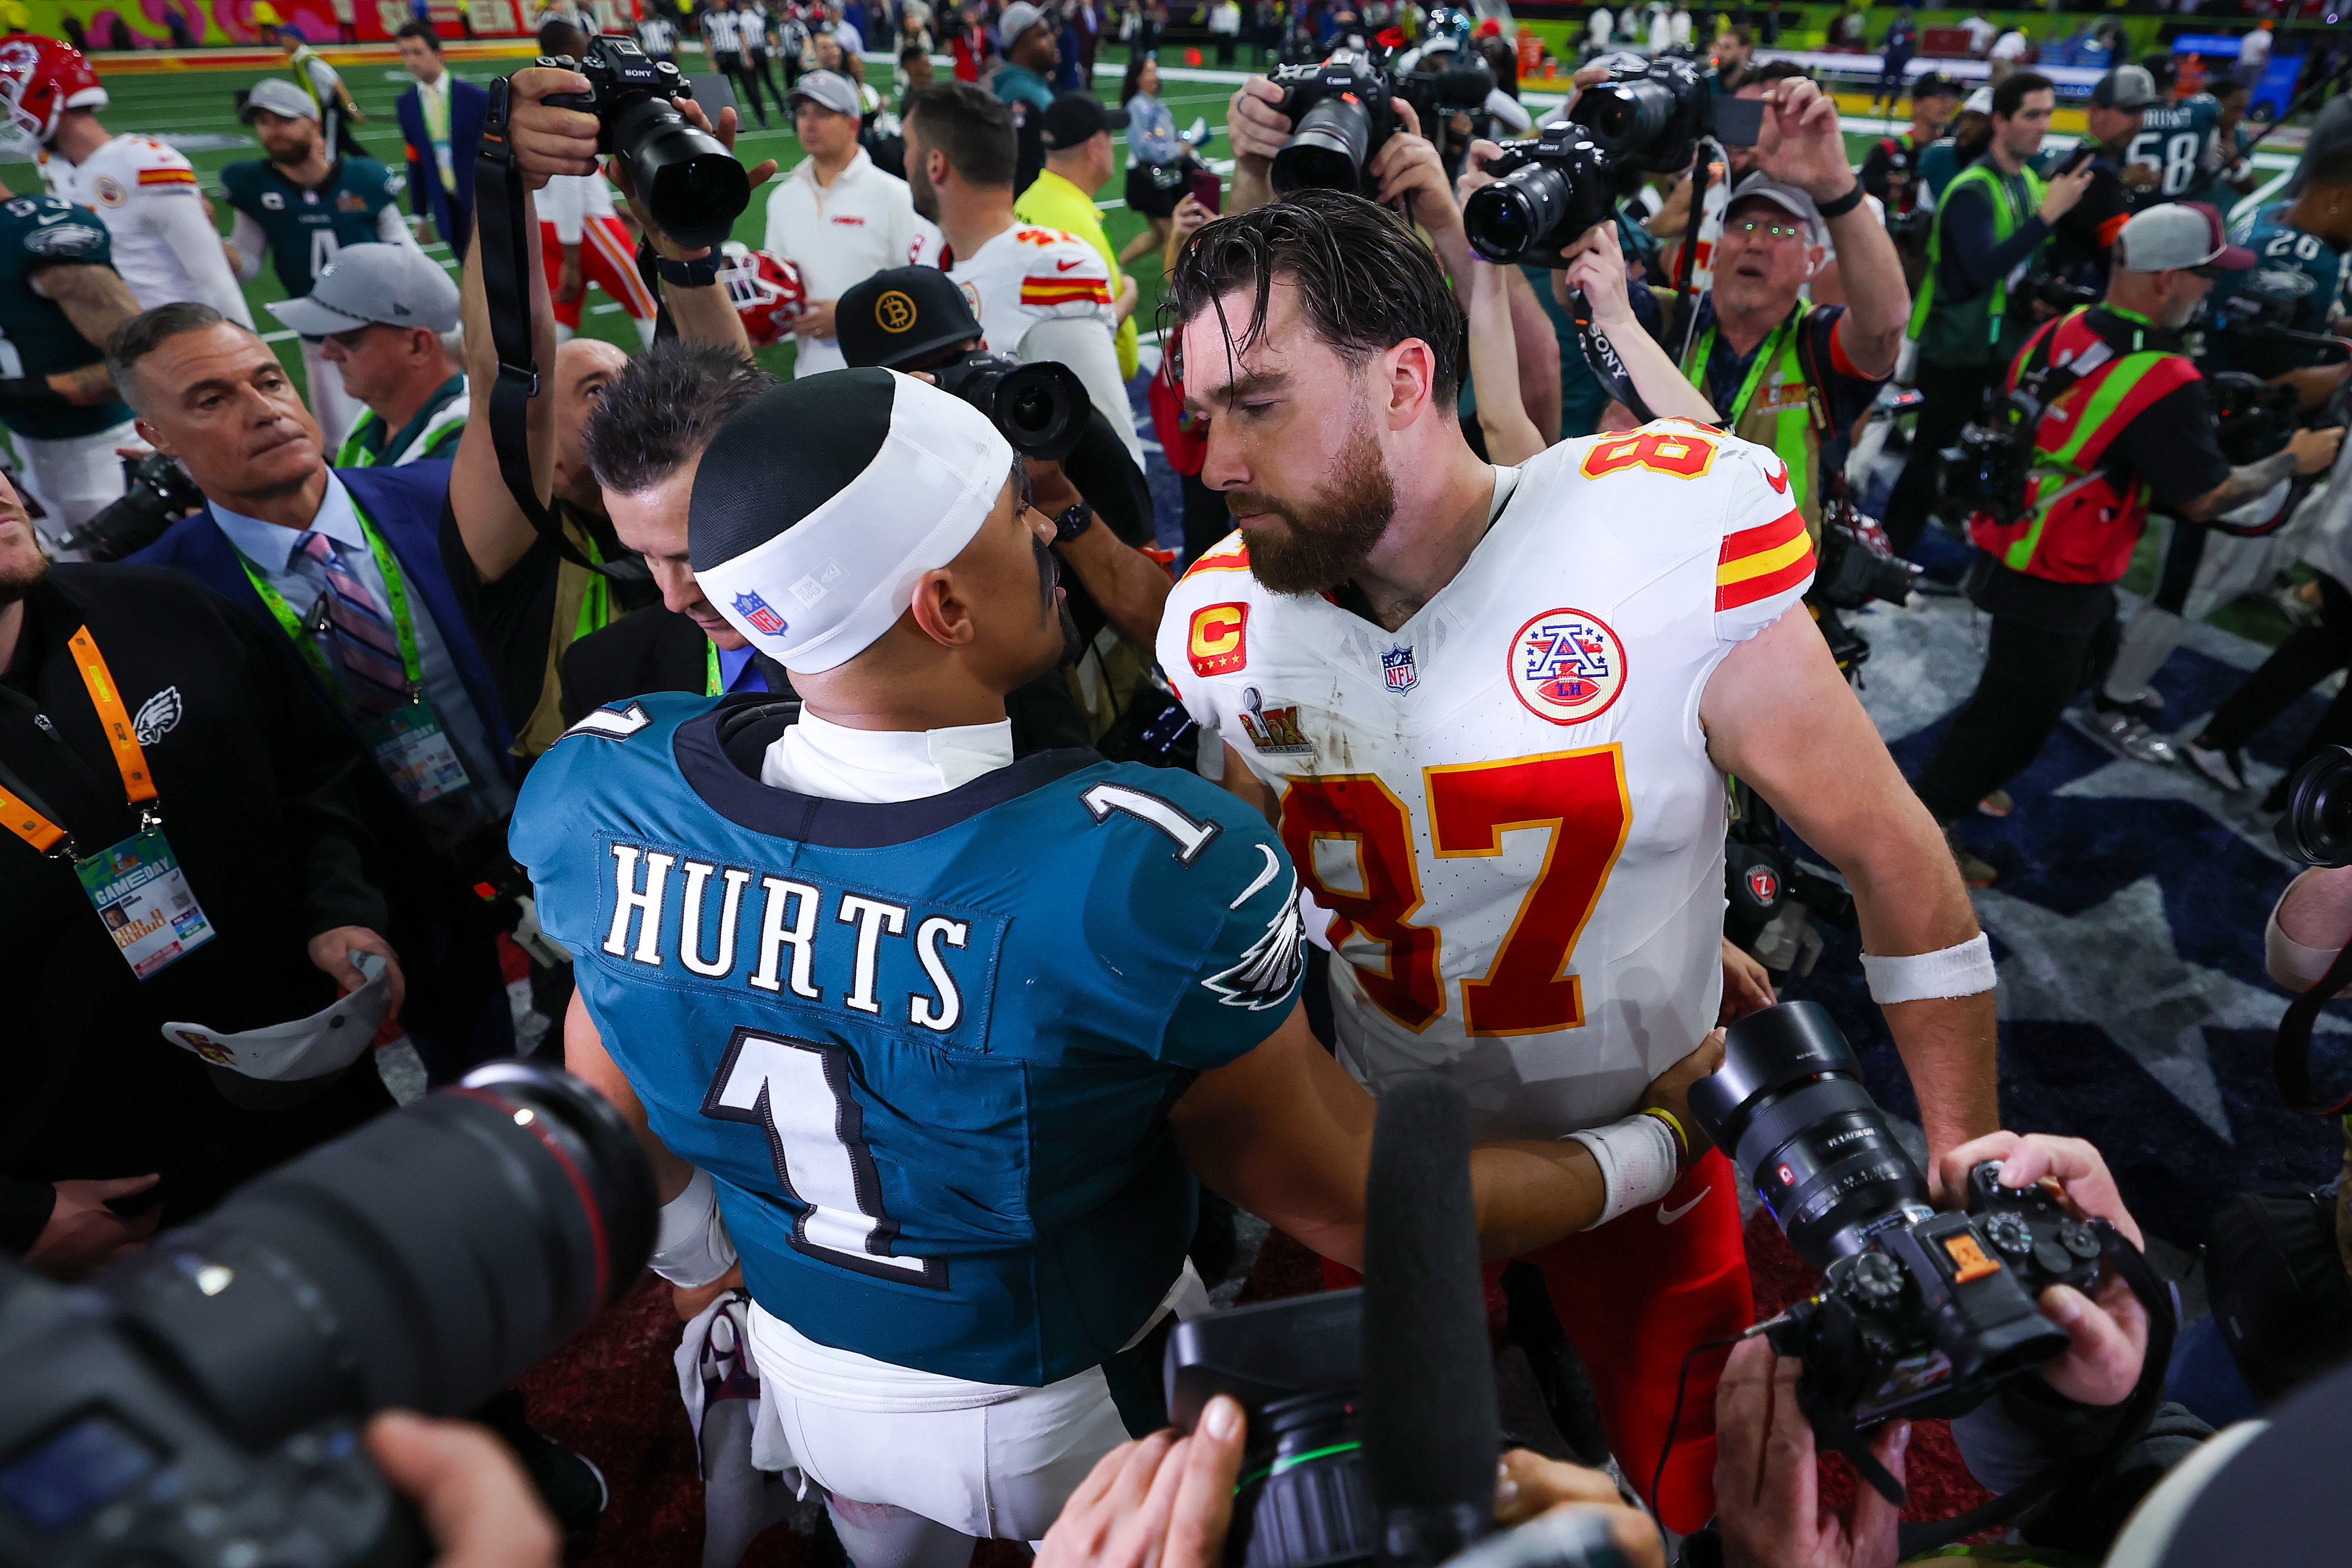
top-left (0, 625), bottom-right (157, 856)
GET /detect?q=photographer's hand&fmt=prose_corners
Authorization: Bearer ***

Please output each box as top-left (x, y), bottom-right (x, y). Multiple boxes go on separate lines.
top-left (1933, 1133), bottom-right (2149, 1407)
top-left (1226, 76), bottom-right (1289, 215)
top-left (1494, 1452), bottom-right (1667, 1567)
top-left (1755, 78), bottom-right (1858, 204)
top-left (1716, 1337), bottom-right (1906, 1568)
top-left (1371, 98), bottom-right (1462, 241)
top-left (366, 1412), bottom-right (560, 1568)
top-left (1036, 1396), bottom-right (1247, 1568)
top-left (2037, 161), bottom-right (2097, 224)
top-left (504, 66), bottom-right (603, 191)
top-left (1559, 220), bottom-right (1640, 333)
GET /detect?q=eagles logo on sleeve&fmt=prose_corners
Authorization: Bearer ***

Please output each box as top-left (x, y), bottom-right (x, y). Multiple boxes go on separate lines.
top-left (1202, 853), bottom-right (1303, 1010)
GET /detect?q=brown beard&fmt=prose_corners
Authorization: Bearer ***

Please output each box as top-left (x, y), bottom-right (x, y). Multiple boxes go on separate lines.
top-left (1229, 419), bottom-right (1397, 596)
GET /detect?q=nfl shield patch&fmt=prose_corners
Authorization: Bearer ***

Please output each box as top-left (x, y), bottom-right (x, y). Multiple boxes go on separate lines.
top-left (732, 591), bottom-right (788, 637)
top-left (1380, 645), bottom-right (1417, 692)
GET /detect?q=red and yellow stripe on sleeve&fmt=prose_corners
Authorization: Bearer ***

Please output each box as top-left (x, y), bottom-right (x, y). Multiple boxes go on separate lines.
top-left (1716, 506), bottom-right (1814, 611)
top-left (1021, 274), bottom-right (1111, 308)
top-left (137, 167), bottom-right (196, 186)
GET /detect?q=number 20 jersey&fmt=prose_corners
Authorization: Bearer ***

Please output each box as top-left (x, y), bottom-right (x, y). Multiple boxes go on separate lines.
top-left (511, 695), bottom-right (1304, 1387)
top-left (1159, 422), bottom-right (1816, 1141)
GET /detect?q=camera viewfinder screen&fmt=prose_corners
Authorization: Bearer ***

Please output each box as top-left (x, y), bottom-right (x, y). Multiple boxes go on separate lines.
top-left (0, 1412), bottom-right (163, 1535)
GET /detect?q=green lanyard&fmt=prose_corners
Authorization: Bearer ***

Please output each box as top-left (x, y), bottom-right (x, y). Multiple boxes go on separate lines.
top-left (1690, 305), bottom-right (1803, 429)
top-left (705, 638), bottom-right (722, 697)
top-left (235, 507), bottom-right (425, 705)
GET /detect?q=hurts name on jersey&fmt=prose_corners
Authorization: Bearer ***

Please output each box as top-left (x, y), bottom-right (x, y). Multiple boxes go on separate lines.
top-left (599, 839), bottom-right (994, 1043)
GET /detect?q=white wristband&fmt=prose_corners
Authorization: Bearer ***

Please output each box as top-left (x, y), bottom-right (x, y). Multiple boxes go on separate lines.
top-left (1861, 933), bottom-right (1997, 1005)
top-left (650, 1167), bottom-right (739, 1288)
top-left (2267, 904), bottom-right (2352, 995)
top-left (1563, 1114), bottom-right (1682, 1229)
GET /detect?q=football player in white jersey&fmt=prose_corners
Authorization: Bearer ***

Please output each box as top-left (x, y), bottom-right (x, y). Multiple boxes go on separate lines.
top-left (1157, 190), bottom-right (1998, 1534)
top-left (901, 79), bottom-right (1144, 470)
top-left (0, 37), bottom-right (254, 331)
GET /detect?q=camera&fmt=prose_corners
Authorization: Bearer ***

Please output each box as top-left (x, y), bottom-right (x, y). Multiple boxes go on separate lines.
top-left (56, 452), bottom-right (204, 562)
top-left (1812, 503), bottom-right (1917, 611)
top-left (933, 350), bottom-right (1090, 461)
top-left (1465, 56), bottom-right (1760, 266)
top-left (2275, 745), bottom-right (2352, 867)
top-left (1689, 1004), bottom-right (2116, 1495)
top-left (1461, 125), bottom-right (1618, 266)
top-left (2205, 369), bottom-right (2302, 466)
top-left (1938, 383), bottom-right (2046, 529)
top-left (1267, 51), bottom-right (1409, 196)
top-left (540, 34), bottom-right (748, 249)
top-left (0, 1061), bottom-right (655, 1568)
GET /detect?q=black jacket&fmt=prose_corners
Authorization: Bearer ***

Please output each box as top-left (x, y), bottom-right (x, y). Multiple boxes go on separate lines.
top-left (0, 565), bottom-right (394, 1253)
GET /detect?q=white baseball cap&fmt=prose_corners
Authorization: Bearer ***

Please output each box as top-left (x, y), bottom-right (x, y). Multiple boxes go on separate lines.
top-left (163, 949), bottom-right (394, 1100)
top-left (240, 75), bottom-right (319, 123)
top-left (2113, 202), bottom-right (2256, 275)
top-left (1962, 86), bottom-right (1994, 116)
top-left (997, 1), bottom-right (1047, 48)
top-left (789, 68), bottom-right (862, 117)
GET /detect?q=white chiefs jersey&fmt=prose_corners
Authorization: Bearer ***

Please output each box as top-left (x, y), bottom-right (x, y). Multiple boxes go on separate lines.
top-left (41, 135), bottom-right (214, 312)
top-left (947, 221), bottom-right (1114, 351)
top-left (1159, 422), bottom-right (1816, 1139)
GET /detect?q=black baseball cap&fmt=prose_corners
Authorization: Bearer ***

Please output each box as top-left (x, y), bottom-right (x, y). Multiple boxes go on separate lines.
top-left (1912, 72), bottom-right (1962, 99)
top-left (837, 266), bottom-right (983, 370)
top-left (1039, 91), bottom-right (1130, 151)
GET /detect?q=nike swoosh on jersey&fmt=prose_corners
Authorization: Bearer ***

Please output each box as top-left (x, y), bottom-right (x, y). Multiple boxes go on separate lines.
top-left (1657, 1187), bottom-right (1709, 1224)
top-left (1056, 257), bottom-right (1082, 270)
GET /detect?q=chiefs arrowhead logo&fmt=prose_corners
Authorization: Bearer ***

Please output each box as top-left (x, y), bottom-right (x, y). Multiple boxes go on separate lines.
top-left (1764, 460), bottom-right (1790, 495)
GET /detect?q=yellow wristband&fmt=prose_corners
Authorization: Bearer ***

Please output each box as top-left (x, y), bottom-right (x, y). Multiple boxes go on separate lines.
top-left (1642, 1106), bottom-right (1689, 1158)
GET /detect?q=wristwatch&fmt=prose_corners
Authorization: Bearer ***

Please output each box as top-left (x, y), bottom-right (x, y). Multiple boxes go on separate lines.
top-left (1816, 180), bottom-right (1867, 220)
top-left (655, 254), bottom-right (719, 288)
top-left (1050, 500), bottom-right (1094, 545)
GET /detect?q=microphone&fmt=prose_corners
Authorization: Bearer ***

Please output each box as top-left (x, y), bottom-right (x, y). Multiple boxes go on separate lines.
top-left (1361, 1073), bottom-right (1499, 1568)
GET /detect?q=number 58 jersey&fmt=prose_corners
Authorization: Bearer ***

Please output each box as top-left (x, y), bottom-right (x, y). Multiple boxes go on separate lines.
top-left (1160, 423), bottom-right (1815, 1140)
top-left (511, 695), bottom-right (1305, 1388)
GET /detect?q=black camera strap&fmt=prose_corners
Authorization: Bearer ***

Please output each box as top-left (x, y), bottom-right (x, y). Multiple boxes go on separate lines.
top-left (2272, 935), bottom-right (2352, 1116)
top-left (1664, 139), bottom-right (1719, 365)
top-left (1565, 276), bottom-right (1654, 426)
top-left (473, 76), bottom-right (605, 577)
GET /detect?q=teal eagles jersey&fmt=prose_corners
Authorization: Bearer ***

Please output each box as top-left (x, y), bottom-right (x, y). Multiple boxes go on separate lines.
top-left (2127, 94), bottom-right (2222, 204)
top-left (2205, 204), bottom-right (2348, 375)
top-left (220, 156), bottom-right (402, 297)
top-left (511, 694), bottom-right (1308, 1387)
top-left (0, 195), bottom-right (130, 441)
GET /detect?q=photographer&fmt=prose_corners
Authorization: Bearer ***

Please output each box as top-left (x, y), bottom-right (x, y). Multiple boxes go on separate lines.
top-left (443, 62), bottom-right (774, 755)
top-left (2039, 66), bottom-right (2158, 297)
top-left (1913, 205), bottom-right (2345, 886)
top-left (1881, 72), bottom-right (2094, 562)
top-left (1858, 72), bottom-right (1959, 284)
top-left (1675, 77), bottom-right (1911, 533)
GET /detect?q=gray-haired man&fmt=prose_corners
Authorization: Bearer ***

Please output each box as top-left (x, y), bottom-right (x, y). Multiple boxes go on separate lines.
top-left (269, 243), bottom-right (468, 468)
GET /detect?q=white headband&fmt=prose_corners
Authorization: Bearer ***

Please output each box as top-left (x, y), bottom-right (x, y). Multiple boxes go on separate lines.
top-left (696, 370), bottom-right (1016, 675)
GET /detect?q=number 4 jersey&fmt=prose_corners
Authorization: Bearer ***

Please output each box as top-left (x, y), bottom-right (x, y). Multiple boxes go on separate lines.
top-left (1159, 422), bottom-right (1815, 1140)
top-left (511, 694), bottom-right (1305, 1387)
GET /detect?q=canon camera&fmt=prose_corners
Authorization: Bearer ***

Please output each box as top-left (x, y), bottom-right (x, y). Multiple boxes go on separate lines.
top-left (540, 34), bottom-right (748, 248)
top-left (0, 1062), bottom-right (655, 1568)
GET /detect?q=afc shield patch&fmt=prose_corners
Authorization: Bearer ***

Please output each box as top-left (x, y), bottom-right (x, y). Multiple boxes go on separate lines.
top-left (1188, 602), bottom-right (1248, 677)
top-left (732, 591), bottom-right (788, 637)
top-left (1509, 608), bottom-right (1628, 725)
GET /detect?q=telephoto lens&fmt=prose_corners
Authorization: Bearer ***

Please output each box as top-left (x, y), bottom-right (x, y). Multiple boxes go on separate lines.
top-left (85, 1060), bottom-right (657, 1444)
top-left (1687, 1001), bottom-right (1930, 1265)
top-left (609, 94), bottom-right (750, 250)
top-left (934, 351), bottom-right (1091, 461)
top-left (2275, 746), bottom-right (2352, 867)
top-left (1573, 77), bottom-right (1679, 158)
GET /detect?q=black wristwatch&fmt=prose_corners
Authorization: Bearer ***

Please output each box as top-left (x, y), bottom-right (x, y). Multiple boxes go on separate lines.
top-left (1816, 180), bottom-right (1866, 220)
top-left (1050, 500), bottom-right (1095, 545)
top-left (655, 254), bottom-right (719, 288)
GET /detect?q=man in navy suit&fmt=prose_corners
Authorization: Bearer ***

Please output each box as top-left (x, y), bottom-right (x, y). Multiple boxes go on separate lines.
top-left (394, 21), bottom-right (488, 258)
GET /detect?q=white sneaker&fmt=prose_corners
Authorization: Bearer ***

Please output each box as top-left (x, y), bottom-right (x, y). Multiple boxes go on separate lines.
top-left (2077, 707), bottom-right (2180, 766)
top-left (2185, 736), bottom-right (2248, 792)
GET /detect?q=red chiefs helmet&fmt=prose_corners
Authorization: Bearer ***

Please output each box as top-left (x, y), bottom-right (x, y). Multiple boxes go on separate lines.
top-left (717, 241), bottom-right (806, 348)
top-left (0, 36), bottom-right (106, 152)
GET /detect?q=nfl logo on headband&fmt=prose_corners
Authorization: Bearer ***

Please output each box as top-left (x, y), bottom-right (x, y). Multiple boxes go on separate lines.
top-left (733, 591), bottom-right (789, 638)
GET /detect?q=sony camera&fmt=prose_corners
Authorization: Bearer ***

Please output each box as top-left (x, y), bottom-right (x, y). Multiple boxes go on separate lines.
top-left (933, 350), bottom-right (1090, 461)
top-left (1690, 1004), bottom-right (2118, 1498)
top-left (1812, 502), bottom-right (1917, 611)
top-left (1267, 51), bottom-right (1412, 196)
top-left (0, 1062), bottom-right (655, 1568)
top-left (56, 452), bottom-right (204, 562)
top-left (1465, 56), bottom-right (1761, 265)
top-left (540, 34), bottom-right (748, 248)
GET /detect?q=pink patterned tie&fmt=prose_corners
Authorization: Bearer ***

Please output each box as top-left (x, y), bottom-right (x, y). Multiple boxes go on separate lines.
top-left (297, 530), bottom-right (410, 716)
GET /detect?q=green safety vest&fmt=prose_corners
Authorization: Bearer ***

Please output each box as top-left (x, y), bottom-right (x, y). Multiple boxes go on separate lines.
top-left (1909, 159), bottom-right (2046, 368)
top-left (335, 375), bottom-right (469, 469)
top-left (1682, 302), bottom-right (1825, 535)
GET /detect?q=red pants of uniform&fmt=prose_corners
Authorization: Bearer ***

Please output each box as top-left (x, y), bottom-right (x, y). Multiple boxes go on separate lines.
top-left (539, 215), bottom-right (658, 329)
top-left (1323, 1149), bottom-right (1750, 1535)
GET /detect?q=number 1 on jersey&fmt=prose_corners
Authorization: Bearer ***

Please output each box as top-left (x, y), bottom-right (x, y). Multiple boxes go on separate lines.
top-left (1280, 747), bottom-right (1630, 1037)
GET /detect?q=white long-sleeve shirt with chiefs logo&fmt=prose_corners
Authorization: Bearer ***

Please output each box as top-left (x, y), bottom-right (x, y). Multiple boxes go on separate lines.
top-left (1157, 422), bottom-right (1816, 1139)
top-left (41, 134), bottom-right (255, 329)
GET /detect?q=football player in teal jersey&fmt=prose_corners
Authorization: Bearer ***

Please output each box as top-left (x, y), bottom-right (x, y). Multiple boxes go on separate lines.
top-left (514, 368), bottom-right (1721, 1567)
top-left (0, 188), bottom-right (142, 543)
top-left (2127, 89), bottom-right (2227, 208)
top-left (2182, 77), bottom-right (2261, 216)
top-left (2205, 141), bottom-right (2352, 402)
top-left (220, 77), bottom-right (420, 450)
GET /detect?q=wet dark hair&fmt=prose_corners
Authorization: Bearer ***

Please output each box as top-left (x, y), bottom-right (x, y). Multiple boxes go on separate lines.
top-left (1162, 188), bottom-right (1465, 410)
